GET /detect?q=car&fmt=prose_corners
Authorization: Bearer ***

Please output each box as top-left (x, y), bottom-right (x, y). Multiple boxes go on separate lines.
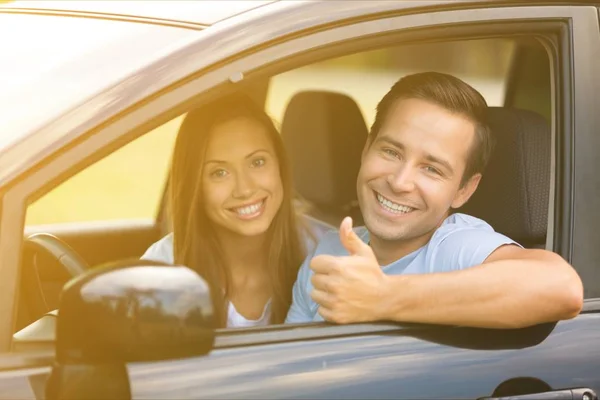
top-left (1, 0), bottom-right (600, 399)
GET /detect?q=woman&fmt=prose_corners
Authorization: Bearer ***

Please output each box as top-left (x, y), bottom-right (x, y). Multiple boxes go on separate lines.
top-left (142, 93), bottom-right (328, 328)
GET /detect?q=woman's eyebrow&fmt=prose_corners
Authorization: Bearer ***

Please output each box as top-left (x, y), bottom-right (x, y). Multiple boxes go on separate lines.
top-left (204, 159), bottom-right (226, 166)
top-left (204, 149), bottom-right (269, 165)
top-left (245, 149), bottom-right (269, 159)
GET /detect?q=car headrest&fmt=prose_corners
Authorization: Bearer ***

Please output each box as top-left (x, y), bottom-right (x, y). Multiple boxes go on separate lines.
top-left (460, 107), bottom-right (551, 245)
top-left (281, 90), bottom-right (368, 210)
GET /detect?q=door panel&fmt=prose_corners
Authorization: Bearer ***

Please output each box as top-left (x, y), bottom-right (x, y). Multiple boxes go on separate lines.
top-left (0, 369), bottom-right (48, 400)
top-left (1, 315), bottom-right (597, 400)
top-left (127, 314), bottom-right (600, 399)
top-left (0, 351), bottom-right (53, 400)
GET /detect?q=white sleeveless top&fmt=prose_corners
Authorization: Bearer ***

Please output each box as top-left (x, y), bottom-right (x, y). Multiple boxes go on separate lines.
top-left (227, 299), bottom-right (271, 328)
top-left (140, 215), bottom-right (333, 328)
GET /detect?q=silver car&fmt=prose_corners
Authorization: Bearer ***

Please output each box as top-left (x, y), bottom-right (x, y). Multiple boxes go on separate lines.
top-left (1, 1), bottom-right (600, 399)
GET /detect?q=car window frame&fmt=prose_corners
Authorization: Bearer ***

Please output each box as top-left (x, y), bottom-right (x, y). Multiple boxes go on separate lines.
top-left (0, 4), bottom-right (597, 353)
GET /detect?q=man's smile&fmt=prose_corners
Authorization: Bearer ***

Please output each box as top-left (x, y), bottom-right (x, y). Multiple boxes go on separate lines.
top-left (373, 190), bottom-right (417, 215)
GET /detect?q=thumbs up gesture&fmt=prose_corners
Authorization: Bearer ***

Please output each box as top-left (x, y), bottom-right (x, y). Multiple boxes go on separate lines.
top-left (310, 217), bottom-right (391, 324)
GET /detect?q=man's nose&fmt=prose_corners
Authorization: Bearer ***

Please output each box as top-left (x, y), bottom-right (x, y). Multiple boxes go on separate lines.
top-left (387, 165), bottom-right (416, 193)
top-left (232, 170), bottom-right (255, 199)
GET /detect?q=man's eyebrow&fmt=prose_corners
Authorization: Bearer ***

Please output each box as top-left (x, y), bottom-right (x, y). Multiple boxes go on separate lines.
top-left (424, 154), bottom-right (454, 175)
top-left (375, 136), bottom-right (405, 150)
top-left (376, 135), bottom-right (454, 174)
top-left (204, 149), bottom-right (269, 166)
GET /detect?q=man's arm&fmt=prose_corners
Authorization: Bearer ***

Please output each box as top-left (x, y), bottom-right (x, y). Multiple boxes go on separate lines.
top-left (379, 244), bottom-right (582, 328)
top-left (310, 218), bottom-right (583, 329)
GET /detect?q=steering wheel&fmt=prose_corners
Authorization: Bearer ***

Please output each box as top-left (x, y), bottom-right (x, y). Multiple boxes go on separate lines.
top-left (17, 233), bottom-right (88, 330)
top-left (24, 233), bottom-right (88, 279)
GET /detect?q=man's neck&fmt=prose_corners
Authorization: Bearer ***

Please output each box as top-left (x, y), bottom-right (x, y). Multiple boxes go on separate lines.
top-left (369, 234), bottom-right (433, 266)
top-left (368, 213), bottom-right (450, 266)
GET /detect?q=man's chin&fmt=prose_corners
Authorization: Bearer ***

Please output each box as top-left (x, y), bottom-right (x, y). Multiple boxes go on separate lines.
top-left (369, 229), bottom-right (409, 242)
top-left (364, 216), bottom-right (408, 241)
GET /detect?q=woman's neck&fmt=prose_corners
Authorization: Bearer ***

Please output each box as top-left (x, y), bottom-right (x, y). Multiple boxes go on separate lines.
top-left (215, 227), bottom-right (269, 275)
top-left (214, 228), bottom-right (272, 320)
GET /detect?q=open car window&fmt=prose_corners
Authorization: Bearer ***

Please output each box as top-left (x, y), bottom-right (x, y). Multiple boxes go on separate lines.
top-left (25, 116), bottom-right (183, 226)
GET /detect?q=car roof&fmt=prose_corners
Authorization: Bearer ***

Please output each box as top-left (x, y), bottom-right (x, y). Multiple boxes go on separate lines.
top-left (0, 1), bottom-right (276, 26)
top-left (0, 0), bottom-right (543, 185)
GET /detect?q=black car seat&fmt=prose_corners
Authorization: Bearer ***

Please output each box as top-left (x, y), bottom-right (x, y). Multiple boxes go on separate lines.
top-left (281, 90), bottom-right (368, 227)
top-left (459, 107), bottom-right (551, 248)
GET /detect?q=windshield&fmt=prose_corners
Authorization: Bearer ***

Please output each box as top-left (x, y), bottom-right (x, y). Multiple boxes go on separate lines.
top-left (0, 12), bottom-right (197, 153)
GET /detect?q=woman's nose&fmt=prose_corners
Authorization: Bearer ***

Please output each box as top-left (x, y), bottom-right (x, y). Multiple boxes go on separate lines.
top-left (232, 170), bottom-right (255, 199)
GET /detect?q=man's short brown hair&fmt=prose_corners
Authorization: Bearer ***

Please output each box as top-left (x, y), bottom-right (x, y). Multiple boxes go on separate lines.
top-left (369, 72), bottom-right (494, 186)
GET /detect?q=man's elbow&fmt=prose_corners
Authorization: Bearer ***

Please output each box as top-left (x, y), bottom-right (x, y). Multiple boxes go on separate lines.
top-left (551, 255), bottom-right (584, 320)
top-left (558, 279), bottom-right (583, 320)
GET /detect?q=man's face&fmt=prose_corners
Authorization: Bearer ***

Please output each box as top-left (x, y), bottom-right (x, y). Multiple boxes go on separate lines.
top-left (357, 98), bottom-right (480, 247)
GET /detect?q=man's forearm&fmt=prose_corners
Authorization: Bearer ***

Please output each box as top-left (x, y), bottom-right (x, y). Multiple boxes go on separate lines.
top-left (379, 252), bottom-right (583, 329)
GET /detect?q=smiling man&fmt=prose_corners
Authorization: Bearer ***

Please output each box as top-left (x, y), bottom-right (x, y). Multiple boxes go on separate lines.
top-left (285, 72), bottom-right (583, 329)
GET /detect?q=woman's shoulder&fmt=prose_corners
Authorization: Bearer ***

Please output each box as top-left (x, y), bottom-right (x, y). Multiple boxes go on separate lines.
top-left (141, 233), bottom-right (174, 264)
top-left (303, 214), bottom-right (336, 237)
top-left (300, 214), bottom-right (337, 253)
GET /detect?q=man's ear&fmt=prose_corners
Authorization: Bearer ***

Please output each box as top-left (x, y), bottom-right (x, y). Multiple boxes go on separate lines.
top-left (451, 173), bottom-right (482, 209)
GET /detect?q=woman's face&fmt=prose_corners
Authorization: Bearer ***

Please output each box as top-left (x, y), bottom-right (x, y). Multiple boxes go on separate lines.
top-left (201, 117), bottom-right (284, 239)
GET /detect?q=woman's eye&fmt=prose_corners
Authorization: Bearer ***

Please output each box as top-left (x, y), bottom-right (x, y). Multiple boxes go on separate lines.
top-left (251, 157), bottom-right (266, 167)
top-left (211, 169), bottom-right (228, 178)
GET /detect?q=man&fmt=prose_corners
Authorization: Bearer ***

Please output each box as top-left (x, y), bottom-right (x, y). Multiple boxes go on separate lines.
top-left (285, 72), bottom-right (583, 329)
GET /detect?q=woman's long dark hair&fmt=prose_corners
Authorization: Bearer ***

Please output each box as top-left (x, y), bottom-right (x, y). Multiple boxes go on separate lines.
top-left (170, 93), bottom-right (306, 327)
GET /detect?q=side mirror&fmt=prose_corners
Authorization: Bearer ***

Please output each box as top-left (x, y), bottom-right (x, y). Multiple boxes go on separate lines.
top-left (46, 260), bottom-right (215, 400)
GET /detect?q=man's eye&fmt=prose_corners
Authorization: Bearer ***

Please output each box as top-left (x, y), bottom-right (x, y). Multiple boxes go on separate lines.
top-left (382, 148), bottom-right (399, 158)
top-left (252, 157), bottom-right (266, 167)
top-left (424, 166), bottom-right (441, 175)
top-left (211, 169), bottom-right (228, 178)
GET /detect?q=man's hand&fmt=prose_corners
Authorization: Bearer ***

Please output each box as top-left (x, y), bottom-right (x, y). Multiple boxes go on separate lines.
top-left (310, 217), bottom-right (391, 324)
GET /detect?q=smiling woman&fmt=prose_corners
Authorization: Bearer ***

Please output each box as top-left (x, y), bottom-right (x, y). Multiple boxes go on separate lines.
top-left (141, 94), bottom-right (322, 329)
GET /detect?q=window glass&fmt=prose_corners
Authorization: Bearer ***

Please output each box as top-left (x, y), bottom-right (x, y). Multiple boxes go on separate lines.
top-left (25, 116), bottom-right (184, 225)
top-left (266, 39), bottom-right (516, 127)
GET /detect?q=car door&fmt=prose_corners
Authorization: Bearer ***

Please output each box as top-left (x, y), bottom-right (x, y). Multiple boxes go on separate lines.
top-left (123, 3), bottom-right (600, 399)
top-left (1, 2), bottom-right (599, 400)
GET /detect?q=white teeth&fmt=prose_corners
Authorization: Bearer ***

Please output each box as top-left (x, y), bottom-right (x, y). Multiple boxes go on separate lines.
top-left (235, 201), bottom-right (263, 215)
top-left (376, 193), bottom-right (414, 214)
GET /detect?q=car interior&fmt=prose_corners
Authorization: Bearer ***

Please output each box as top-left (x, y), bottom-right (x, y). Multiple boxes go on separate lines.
top-left (14, 35), bottom-right (553, 339)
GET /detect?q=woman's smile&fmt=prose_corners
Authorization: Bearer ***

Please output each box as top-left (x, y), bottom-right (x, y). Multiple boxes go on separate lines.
top-left (228, 198), bottom-right (267, 220)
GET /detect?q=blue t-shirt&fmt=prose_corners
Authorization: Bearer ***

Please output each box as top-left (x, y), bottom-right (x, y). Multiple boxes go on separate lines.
top-left (285, 213), bottom-right (519, 323)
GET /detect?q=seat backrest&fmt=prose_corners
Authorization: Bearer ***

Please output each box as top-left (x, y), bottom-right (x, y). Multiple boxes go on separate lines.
top-left (281, 90), bottom-right (368, 227)
top-left (460, 107), bottom-right (551, 247)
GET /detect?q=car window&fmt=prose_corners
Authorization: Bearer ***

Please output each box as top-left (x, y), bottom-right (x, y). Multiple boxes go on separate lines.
top-left (20, 33), bottom-right (556, 336)
top-left (25, 116), bottom-right (183, 225)
top-left (212, 36), bottom-right (553, 330)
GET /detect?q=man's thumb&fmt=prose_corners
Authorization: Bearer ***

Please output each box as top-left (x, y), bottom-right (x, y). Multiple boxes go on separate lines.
top-left (339, 216), bottom-right (374, 258)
